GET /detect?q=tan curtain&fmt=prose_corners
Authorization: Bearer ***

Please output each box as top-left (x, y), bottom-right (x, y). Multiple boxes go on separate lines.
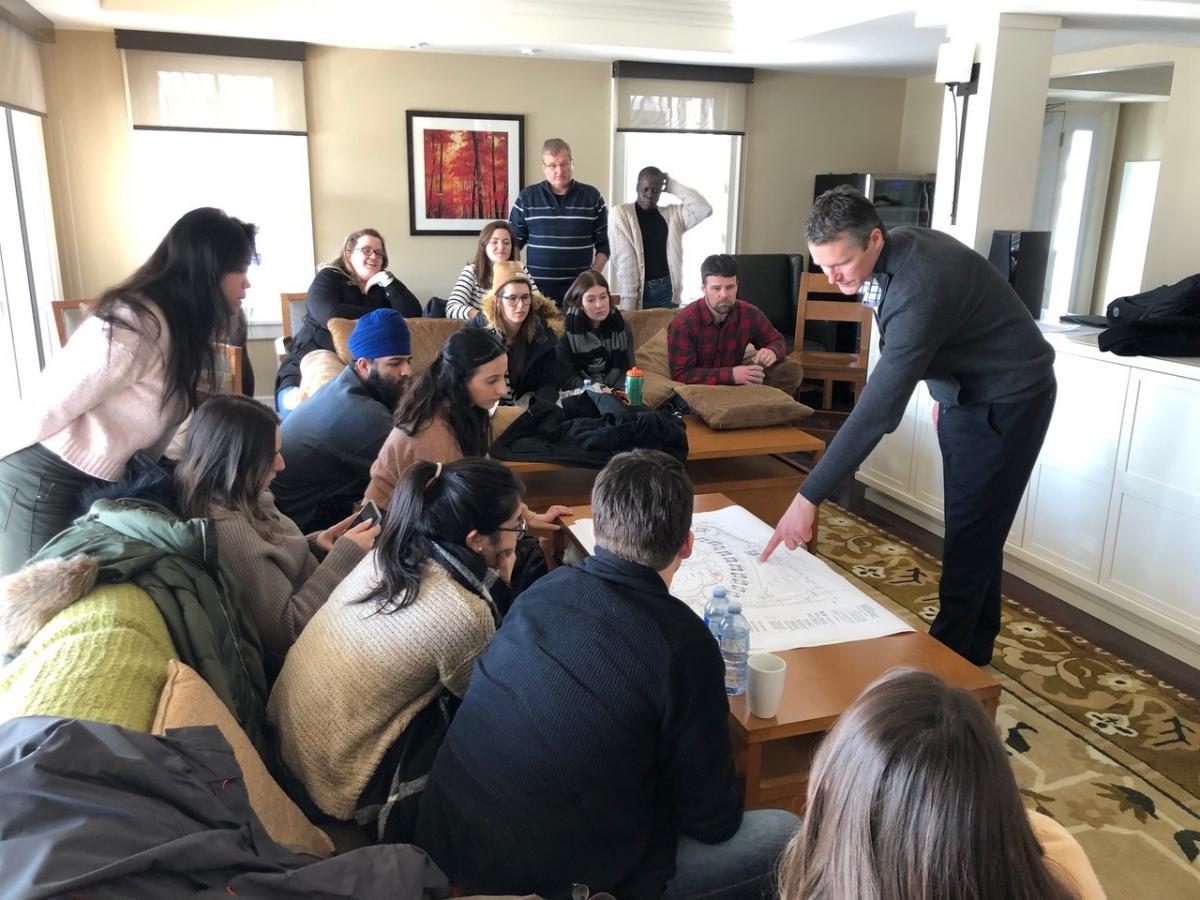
top-left (0, 20), bottom-right (47, 115)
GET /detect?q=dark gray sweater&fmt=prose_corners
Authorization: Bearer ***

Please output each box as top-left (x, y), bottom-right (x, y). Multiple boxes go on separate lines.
top-left (800, 227), bottom-right (1055, 505)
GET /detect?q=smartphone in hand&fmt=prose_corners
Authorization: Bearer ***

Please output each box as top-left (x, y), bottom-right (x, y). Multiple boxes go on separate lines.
top-left (353, 500), bottom-right (383, 528)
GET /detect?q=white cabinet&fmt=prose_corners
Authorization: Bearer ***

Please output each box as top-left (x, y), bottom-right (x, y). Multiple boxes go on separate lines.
top-left (857, 332), bottom-right (1200, 667)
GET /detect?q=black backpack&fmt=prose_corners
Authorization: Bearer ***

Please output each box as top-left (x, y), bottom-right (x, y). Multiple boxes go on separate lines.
top-left (1107, 274), bottom-right (1200, 322)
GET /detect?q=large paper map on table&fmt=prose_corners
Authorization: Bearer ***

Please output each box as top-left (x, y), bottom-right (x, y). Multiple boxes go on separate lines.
top-left (569, 505), bottom-right (913, 652)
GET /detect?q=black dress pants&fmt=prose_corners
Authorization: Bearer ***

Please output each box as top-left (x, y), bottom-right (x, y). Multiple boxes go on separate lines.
top-left (929, 381), bottom-right (1056, 665)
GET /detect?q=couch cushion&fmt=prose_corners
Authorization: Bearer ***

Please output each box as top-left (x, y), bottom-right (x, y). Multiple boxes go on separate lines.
top-left (407, 318), bottom-right (466, 375)
top-left (629, 325), bottom-right (679, 408)
top-left (153, 660), bottom-right (335, 859)
top-left (675, 383), bottom-right (813, 430)
top-left (297, 349), bottom-right (346, 401)
top-left (625, 308), bottom-right (678, 352)
top-left (0, 582), bottom-right (174, 732)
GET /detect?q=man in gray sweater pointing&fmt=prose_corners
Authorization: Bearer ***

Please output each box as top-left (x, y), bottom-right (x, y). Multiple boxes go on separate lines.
top-left (762, 187), bottom-right (1056, 666)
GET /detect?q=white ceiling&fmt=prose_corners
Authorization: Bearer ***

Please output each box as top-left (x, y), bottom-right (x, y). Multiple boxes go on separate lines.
top-left (28, 0), bottom-right (1200, 76)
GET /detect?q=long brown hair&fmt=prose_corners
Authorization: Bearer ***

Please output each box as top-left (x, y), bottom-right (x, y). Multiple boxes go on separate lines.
top-left (473, 221), bottom-right (521, 291)
top-left (778, 669), bottom-right (1080, 900)
top-left (562, 269), bottom-right (610, 309)
top-left (176, 394), bottom-right (279, 531)
top-left (323, 228), bottom-right (389, 286)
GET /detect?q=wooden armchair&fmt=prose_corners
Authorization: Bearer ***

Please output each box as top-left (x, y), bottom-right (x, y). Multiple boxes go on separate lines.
top-left (790, 271), bottom-right (874, 411)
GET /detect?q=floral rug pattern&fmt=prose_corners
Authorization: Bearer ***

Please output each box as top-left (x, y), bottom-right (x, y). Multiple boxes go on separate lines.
top-left (815, 504), bottom-right (1200, 899)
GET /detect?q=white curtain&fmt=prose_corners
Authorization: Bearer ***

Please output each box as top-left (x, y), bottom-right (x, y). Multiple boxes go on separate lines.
top-left (122, 49), bottom-right (306, 133)
top-left (615, 77), bottom-right (747, 133)
top-left (0, 20), bottom-right (46, 115)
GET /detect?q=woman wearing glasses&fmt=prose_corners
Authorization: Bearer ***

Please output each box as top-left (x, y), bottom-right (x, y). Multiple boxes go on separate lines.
top-left (269, 457), bottom-right (526, 841)
top-left (275, 228), bottom-right (422, 415)
top-left (363, 327), bottom-right (567, 556)
top-left (467, 261), bottom-right (570, 406)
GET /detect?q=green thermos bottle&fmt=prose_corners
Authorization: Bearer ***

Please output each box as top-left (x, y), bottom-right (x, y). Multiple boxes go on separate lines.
top-left (625, 366), bottom-right (644, 406)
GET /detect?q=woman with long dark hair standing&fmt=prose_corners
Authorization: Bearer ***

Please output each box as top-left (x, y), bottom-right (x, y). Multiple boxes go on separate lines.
top-left (175, 394), bottom-right (378, 663)
top-left (0, 207), bottom-right (257, 576)
top-left (269, 457), bottom-right (525, 839)
top-left (778, 669), bottom-right (1106, 900)
top-left (275, 228), bottom-right (422, 415)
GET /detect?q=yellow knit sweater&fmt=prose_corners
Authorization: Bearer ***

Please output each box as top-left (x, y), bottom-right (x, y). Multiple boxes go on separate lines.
top-left (267, 553), bottom-right (496, 819)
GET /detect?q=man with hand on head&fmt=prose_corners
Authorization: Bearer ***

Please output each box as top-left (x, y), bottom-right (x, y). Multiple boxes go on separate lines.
top-left (667, 253), bottom-right (789, 386)
top-left (415, 449), bottom-right (798, 898)
top-left (509, 137), bottom-right (609, 305)
top-left (608, 166), bottom-right (712, 309)
top-left (762, 186), bottom-right (1056, 668)
top-left (272, 308), bottom-right (413, 532)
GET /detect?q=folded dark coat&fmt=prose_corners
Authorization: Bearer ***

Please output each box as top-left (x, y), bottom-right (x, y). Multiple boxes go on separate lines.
top-left (0, 717), bottom-right (449, 898)
top-left (1098, 316), bottom-right (1200, 357)
top-left (489, 392), bottom-right (687, 468)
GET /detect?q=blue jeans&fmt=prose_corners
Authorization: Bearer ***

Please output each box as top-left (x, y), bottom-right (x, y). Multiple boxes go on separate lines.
top-left (643, 275), bottom-right (677, 309)
top-left (664, 808), bottom-right (800, 900)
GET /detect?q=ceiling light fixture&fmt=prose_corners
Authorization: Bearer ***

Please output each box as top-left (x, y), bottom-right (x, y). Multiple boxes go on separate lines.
top-left (519, 47), bottom-right (541, 55)
top-left (410, 41), bottom-right (429, 49)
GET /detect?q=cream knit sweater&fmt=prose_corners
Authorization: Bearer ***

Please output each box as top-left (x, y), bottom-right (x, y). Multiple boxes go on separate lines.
top-left (209, 493), bottom-right (366, 658)
top-left (267, 553), bottom-right (497, 819)
top-left (607, 177), bottom-right (712, 309)
top-left (3, 301), bottom-right (186, 481)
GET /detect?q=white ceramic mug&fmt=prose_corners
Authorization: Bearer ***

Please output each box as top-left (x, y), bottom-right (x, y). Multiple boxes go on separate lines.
top-left (747, 653), bottom-right (787, 719)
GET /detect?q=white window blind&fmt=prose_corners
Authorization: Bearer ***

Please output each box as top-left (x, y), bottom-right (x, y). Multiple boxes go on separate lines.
top-left (615, 78), bottom-right (747, 134)
top-left (0, 20), bottom-right (46, 115)
top-left (122, 49), bottom-right (306, 133)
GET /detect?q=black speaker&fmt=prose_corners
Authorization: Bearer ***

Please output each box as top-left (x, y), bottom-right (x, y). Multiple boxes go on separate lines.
top-left (988, 230), bottom-right (1050, 320)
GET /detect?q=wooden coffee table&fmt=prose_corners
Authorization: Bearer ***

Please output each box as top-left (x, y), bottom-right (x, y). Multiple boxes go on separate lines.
top-left (561, 493), bottom-right (1001, 814)
top-left (509, 415), bottom-right (825, 526)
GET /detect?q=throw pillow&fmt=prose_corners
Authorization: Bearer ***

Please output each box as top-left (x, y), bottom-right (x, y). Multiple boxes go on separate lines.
top-left (675, 383), bottom-right (813, 430)
top-left (153, 660), bottom-right (335, 859)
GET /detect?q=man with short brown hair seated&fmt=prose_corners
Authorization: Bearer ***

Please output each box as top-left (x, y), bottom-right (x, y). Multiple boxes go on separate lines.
top-left (667, 253), bottom-right (789, 386)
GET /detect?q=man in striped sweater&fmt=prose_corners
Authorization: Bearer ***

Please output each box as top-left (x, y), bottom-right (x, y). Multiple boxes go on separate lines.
top-left (509, 137), bottom-right (609, 304)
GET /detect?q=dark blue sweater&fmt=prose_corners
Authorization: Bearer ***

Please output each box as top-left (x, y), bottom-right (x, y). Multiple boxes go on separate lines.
top-left (414, 549), bottom-right (742, 899)
top-left (509, 180), bottom-right (610, 302)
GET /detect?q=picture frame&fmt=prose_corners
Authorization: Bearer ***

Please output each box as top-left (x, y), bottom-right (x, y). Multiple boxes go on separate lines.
top-left (406, 110), bottom-right (525, 236)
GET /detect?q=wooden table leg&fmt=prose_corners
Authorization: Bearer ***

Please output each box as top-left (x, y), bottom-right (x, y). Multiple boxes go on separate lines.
top-left (740, 742), bottom-right (763, 809)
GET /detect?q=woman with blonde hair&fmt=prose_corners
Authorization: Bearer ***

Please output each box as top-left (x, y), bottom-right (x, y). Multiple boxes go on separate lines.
top-left (275, 228), bottom-right (421, 414)
top-left (778, 668), bottom-right (1106, 900)
top-left (444, 220), bottom-right (539, 320)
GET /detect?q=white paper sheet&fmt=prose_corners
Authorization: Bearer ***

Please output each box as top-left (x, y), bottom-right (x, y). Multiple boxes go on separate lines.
top-left (568, 505), bottom-right (914, 652)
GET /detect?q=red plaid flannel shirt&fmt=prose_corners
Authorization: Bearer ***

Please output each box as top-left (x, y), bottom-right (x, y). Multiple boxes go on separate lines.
top-left (667, 299), bottom-right (786, 385)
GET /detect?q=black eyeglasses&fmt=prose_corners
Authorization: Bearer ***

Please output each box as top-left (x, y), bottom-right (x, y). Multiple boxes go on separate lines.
top-left (496, 516), bottom-right (528, 539)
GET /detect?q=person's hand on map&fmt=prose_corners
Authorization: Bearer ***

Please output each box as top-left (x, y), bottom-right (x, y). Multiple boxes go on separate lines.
top-left (760, 493), bottom-right (817, 561)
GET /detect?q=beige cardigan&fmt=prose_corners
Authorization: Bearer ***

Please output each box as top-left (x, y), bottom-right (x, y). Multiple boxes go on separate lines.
top-left (607, 176), bottom-right (712, 309)
top-left (363, 416), bottom-right (464, 509)
top-left (267, 554), bottom-right (497, 819)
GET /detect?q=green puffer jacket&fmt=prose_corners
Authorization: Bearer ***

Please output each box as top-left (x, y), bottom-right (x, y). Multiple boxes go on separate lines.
top-left (25, 499), bottom-right (271, 757)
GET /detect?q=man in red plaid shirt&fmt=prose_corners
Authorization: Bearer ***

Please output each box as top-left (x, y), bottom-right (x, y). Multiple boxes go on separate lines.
top-left (667, 254), bottom-right (788, 385)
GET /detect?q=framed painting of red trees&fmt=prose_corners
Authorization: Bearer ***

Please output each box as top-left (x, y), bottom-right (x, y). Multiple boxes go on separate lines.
top-left (406, 110), bottom-right (525, 235)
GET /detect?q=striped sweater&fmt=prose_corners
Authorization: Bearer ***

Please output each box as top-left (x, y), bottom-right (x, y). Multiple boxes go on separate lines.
top-left (444, 262), bottom-right (540, 320)
top-left (509, 180), bottom-right (609, 303)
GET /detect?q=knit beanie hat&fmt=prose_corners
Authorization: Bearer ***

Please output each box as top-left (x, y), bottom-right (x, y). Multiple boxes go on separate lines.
top-left (348, 308), bottom-right (411, 360)
top-left (488, 260), bottom-right (533, 297)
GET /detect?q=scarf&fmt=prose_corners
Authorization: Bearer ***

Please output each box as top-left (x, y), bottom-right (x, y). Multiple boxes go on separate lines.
top-left (564, 307), bottom-right (633, 388)
top-left (420, 536), bottom-right (506, 629)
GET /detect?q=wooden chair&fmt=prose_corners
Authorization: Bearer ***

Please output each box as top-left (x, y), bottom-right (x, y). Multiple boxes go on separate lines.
top-left (51, 299), bottom-right (93, 345)
top-left (214, 342), bottom-right (243, 395)
top-left (790, 271), bottom-right (874, 411)
top-left (280, 292), bottom-right (307, 338)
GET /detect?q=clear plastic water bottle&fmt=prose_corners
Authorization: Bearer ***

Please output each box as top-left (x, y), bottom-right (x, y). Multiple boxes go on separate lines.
top-left (582, 378), bottom-right (600, 393)
top-left (721, 601), bottom-right (750, 696)
top-left (704, 586), bottom-right (729, 639)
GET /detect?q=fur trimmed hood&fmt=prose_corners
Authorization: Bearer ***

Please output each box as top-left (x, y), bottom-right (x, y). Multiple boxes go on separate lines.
top-left (0, 555), bottom-right (99, 655)
top-left (478, 283), bottom-right (565, 345)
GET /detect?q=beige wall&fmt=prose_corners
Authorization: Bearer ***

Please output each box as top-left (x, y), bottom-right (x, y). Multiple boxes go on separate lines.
top-left (304, 46), bottom-right (611, 302)
top-left (1090, 101), bottom-right (1168, 313)
top-left (740, 70), bottom-right (906, 254)
top-left (897, 75), bottom-right (944, 173)
top-left (1052, 44), bottom-right (1200, 291)
top-left (40, 30), bottom-right (139, 299)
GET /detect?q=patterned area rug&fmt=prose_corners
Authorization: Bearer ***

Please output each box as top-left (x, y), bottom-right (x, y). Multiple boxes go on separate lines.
top-left (814, 504), bottom-right (1200, 900)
